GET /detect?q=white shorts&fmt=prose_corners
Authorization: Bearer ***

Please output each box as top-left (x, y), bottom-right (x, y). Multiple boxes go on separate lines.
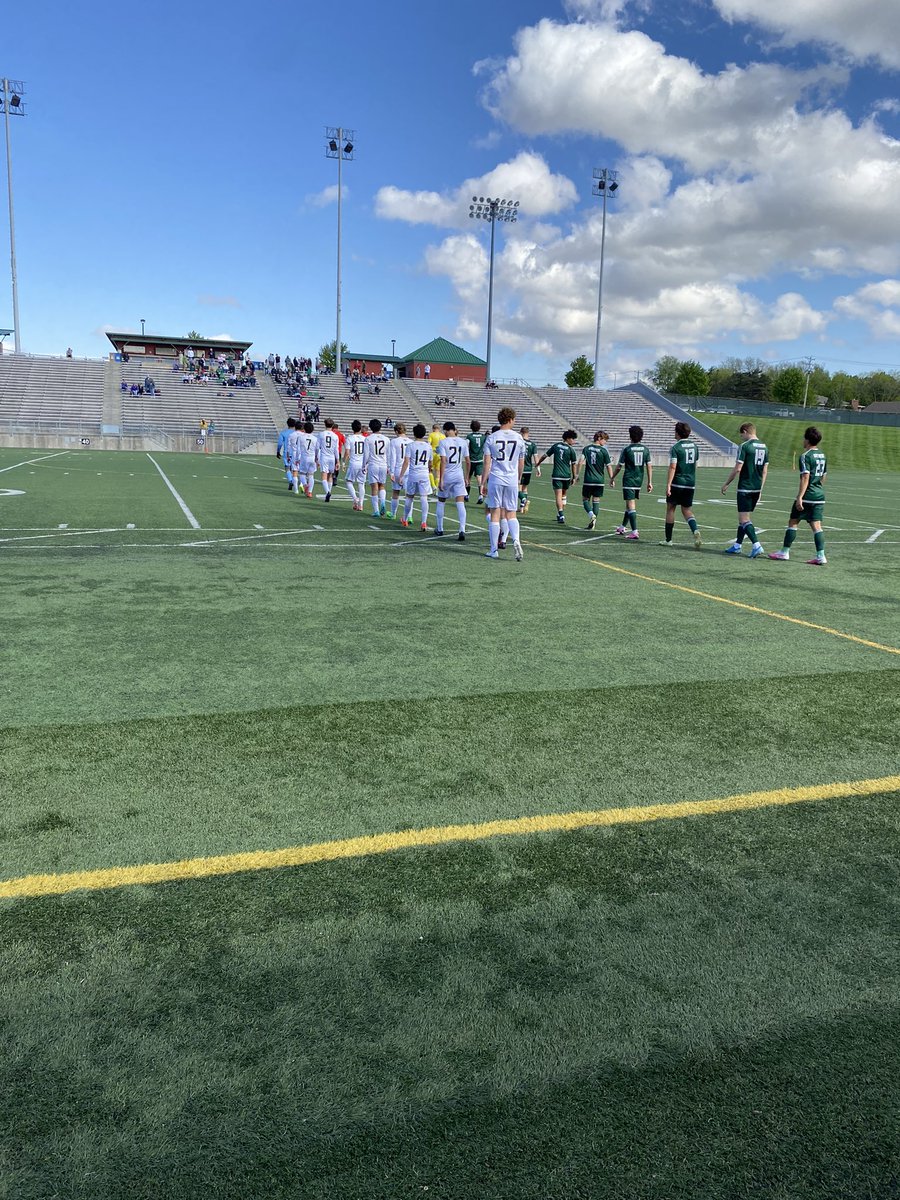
top-left (347, 461), bottom-right (366, 484)
top-left (406, 474), bottom-right (432, 497)
top-left (487, 479), bottom-right (519, 512)
top-left (299, 458), bottom-right (316, 475)
top-left (367, 463), bottom-right (388, 485)
top-left (438, 471), bottom-right (466, 499)
top-left (319, 455), bottom-right (337, 474)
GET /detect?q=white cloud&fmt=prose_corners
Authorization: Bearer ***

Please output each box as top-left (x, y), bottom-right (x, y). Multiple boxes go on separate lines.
top-left (711, 0), bottom-right (900, 69)
top-left (305, 184), bottom-right (349, 208)
top-left (834, 280), bottom-right (900, 338)
top-left (374, 151), bottom-right (578, 228)
top-left (209, 333), bottom-right (236, 342)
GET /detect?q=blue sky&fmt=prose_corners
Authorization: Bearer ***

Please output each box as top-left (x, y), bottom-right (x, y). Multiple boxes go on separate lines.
top-left (3, 0), bottom-right (899, 384)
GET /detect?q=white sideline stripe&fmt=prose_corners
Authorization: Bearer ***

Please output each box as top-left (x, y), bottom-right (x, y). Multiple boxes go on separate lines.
top-left (145, 454), bottom-right (201, 529)
top-left (0, 451), bottom-right (68, 474)
top-left (0, 527), bottom-right (122, 544)
top-left (181, 528), bottom-right (318, 547)
top-left (866, 529), bottom-right (885, 543)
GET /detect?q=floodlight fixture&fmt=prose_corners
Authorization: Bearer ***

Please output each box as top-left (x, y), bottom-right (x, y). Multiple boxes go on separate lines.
top-left (591, 167), bottom-right (620, 383)
top-left (2, 78), bottom-right (26, 352)
top-left (464, 193), bottom-right (521, 382)
top-left (324, 126), bottom-right (357, 376)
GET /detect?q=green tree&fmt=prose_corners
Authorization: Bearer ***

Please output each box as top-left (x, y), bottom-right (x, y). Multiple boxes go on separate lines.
top-left (185, 330), bottom-right (202, 340)
top-left (565, 355), bottom-right (595, 388)
top-left (671, 360), bottom-right (710, 396)
top-left (772, 366), bottom-right (806, 406)
top-left (650, 355), bottom-right (682, 392)
top-left (318, 340), bottom-right (348, 373)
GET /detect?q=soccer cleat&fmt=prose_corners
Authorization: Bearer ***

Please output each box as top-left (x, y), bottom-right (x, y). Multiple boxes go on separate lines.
top-left (556, 513), bottom-right (565, 524)
top-left (514, 540), bottom-right (523, 562)
top-left (626, 531), bottom-right (640, 540)
top-left (457, 532), bottom-right (466, 542)
top-left (484, 549), bottom-right (499, 558)
top-left (724, 544), bottom-right (742, 555)
top-left (380, 506), bottom-right (386, 517)
top-left (476, 496), bottom-right (484, 505)
top-left (523, 501), bottom-right (530, 514)
top-left (386, 511), bottom-right (396, 520)
top-left (435, 529), bottom-right (444, 537)
top-left (586, 515), bottom-right (596, 531)
top-left (615, 525), bottom-right (626, 535)
top-left (749, 544), bottom-right (765, 559)
top-left (768, 550), bottom-right (789, 560)
top-left (498, 536), bottom-right (507, 549)
top-left (420, 522), bottom-right (428, 532)
top-left (659, 540), bottom-right (673, 547)
top-left (400, 518), bottom-right (410, 528)
top-left (324, 493), bottom-right (331, 502)
top-left (806, 555), bottom-right (827, 565)
top-left (693, 530), bottom-right (703, 549)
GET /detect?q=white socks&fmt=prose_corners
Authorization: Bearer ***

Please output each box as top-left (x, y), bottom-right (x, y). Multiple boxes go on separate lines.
top-left (456, 500), bottom-right (466, 534)
top-left (435, 500), bottom-right (445, 531)
top-left (489, 521), bottom-right (500, 552)
top-left (508, 517), bottom-right (521, 543)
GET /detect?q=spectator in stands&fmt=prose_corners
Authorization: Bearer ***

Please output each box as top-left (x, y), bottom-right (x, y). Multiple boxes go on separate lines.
top-left (66, 347), bottom-right (73, 359)
top-left (374, 384), bottom-right (381, 396)
top-left (424, 363), bottom-right (431, 379)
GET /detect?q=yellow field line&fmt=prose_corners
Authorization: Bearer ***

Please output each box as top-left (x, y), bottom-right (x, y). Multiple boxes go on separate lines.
top-left (524, 540), bottom-right (900, 658)
top-left (2, 775), bottom-right (898, 901)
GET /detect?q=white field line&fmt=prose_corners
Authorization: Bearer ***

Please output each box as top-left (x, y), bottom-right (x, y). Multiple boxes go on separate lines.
top-left (0, 451), bottom-right (69, 474)
top-left (0, 527), bottom-right (123, 544)
top-left (181, 528), bottom-right (320, 547)
top-left (866, 529), bottom-right (886, 543)
top-left (146, 454), bottom-right (201, 529)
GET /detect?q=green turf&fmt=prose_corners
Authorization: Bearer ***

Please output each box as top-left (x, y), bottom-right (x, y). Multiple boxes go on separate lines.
top-left (691, 411), bottom-right (900, 471)
top-left (2, 444), bottom-right (898, 1197)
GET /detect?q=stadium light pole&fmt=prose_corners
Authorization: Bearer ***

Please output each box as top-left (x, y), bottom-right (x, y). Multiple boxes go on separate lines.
top-left (325, 126), bottom-right (355, 378)
top-left (592, 168), bottom-right (619, 388)
top-left (1, 78), bottom-right (25, 354)
top-left (469, 195), bottom-right (520, 383)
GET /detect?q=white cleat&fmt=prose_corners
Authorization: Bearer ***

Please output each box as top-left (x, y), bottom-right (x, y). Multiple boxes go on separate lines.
top-left (514, 540), bottom-right (523, 562)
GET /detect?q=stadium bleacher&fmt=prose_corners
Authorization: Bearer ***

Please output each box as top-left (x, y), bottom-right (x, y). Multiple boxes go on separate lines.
top-left (266, 371), bottom-right (431, 433)
top-left (0, 354), bottom-right (106, 431)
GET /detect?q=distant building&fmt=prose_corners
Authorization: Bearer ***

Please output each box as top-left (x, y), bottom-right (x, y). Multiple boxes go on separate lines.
top-left (105, 332), bottom-right (252, 360)
top-left (345, 336), bottom-right (487, 383)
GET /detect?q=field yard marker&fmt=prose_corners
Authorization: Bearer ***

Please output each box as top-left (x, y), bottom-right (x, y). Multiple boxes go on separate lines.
top-left (126, 523), bottom-right (136, 529)
top-left (0, 451), bottom-right (68, 475)
top-left (524, 540), bottom-right (900, 659)
top-left (57, 523), bottom-right (68, 529)
top-left (2, 775), bottom-right (898, 901)
top-left (146, 454), bottom-right (201, 530)
top-left (866, 529), bottom-right (885, 543)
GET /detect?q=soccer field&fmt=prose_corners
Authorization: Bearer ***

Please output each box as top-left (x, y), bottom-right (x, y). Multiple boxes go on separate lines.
top-left (2, 444), bottom-right (899, 1199)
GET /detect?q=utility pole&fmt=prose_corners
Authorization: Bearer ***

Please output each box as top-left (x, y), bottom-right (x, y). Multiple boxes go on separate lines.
top-left (1, 79), bottom-right (25, 353)
top-left (325, 127), bottom-right (356, 377)
top-left (801, 355), bottom-right (815, 408)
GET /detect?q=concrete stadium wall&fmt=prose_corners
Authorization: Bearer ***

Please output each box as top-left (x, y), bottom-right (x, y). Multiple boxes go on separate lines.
top-left (1, 432), bottom-right (277, 455)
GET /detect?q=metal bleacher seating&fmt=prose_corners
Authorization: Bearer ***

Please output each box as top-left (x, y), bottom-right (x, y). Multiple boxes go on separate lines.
top-left (0, 354), bottom-right (106, 431)
top-left (111, 357), bottom-right (276, 437)
top-left (405, 380), bottom-right (563, 448)
top-left (268, 371), bottom-right (429, 433)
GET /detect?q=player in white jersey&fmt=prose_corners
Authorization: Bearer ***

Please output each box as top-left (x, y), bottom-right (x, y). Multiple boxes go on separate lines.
top-left (398, 423), bottom-right (433, 530)
top-left (286, 423), bottom-right (305, 494)
top-left (482, 407), bottom-right (525, 561)
top-left (343, 419), bottom-right (367, 510)
top-left (363, 418), bottom-right (390, 517)
top-left (388, 423), bottom-right (411, 520)
top-left (316, 418), bottom-right (340, 501)
top-left (435, 420), bottom-right (470, 543)
top-left (297, 421), bottom-right (319, 497)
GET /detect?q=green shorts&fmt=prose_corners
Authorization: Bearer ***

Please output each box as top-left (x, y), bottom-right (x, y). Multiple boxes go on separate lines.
top-left (552, 478), bottom-right (572, 493)
top-left (520, 471), bottom-right (532, 487)
top-left (737, 489), bottom-right (761, 513)
top-left (623, 487), bottom-right (641, 502)
top-left (791, 500), bottom-right (824, 524)
top-left (581, 484), bottom-right (604, 499)
top-left (667, 485), bottom-right (694, 507)
top-left (470, 461), bottom-right (484, 478)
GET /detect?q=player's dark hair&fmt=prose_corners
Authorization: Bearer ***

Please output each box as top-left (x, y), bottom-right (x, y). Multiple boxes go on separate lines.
top-left (498, 406), bottom-right (516, 425)
top-left (413, 423), bottom-right (427, 439)
top-left (304, 421), bottom-right (314, 433)
top-left (563, 429), bottom-right (577, 441)
top-left (675, 421), bottom-right (691, 439)
top-left (628, 425), bottom-right (644, 442)
top-left (395, 422), bottom-right (406, 435)
top-left (324, 417), bottom-right (334, 429)
top-left (804, 426), bottom-right (822, 445)
top-left (351, 419), bottom-right (362, 433)
top-left (370, 418), bottom-right (382, 433)
top-left (442, 421), bottom-right (457, 433)
top-left (491, 424), bottom-right (500, 433)
top-left (594, 430), bottom-right (609, 441)
top-left (287, 417), bottom-right (296, 428)
top-left (520, 426), bottom-right (529, 436)
top-left (739, 422), bottom-right (756, 436)
top-left (470, 420), bottom-right (481, 432)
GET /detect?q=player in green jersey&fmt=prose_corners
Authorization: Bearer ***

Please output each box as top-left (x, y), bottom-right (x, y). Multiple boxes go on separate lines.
top-left (769, 427), bottom-right (828, 565)
top-left (661, 421), bottom-right (702, 548)
top-left (610, 425), bottom-right (652, 539)
top-left (580, 431), bottom-right (613, 530)
top-left (518, 427), bottom-right (539, 513)
top-left (536, 431), bottom-right (580, 523)
top-left (466, 420), bottom-right (487, 505)
top-left (721, 422), bottom-right (768, 558)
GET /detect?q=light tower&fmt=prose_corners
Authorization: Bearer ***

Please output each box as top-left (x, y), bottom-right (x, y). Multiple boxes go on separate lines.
top-left (1, 79), bottom-right (26, 353)
top-left (325, 127), bottom-right (355, 378)
top-left (468, 195), bottom-right (520, 383)
top-left (592, 167), bottom-right (619, 387)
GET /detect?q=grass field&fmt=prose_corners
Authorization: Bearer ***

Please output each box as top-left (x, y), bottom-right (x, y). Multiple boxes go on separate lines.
top-left (2, 443), bottom-right (899, 1199)
top-left (692, 410), bottom-right (900, 471)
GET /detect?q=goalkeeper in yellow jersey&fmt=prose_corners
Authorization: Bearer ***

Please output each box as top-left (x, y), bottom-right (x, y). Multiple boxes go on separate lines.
top-left (428, 422), bottom-right (445, 492)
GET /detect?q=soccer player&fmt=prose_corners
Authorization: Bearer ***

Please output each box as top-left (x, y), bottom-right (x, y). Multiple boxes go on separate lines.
top-left (343, 419), bottom-right (367, 510)
top-left (466, 420), bottom-right (487, 504)
top-left (388, 422), bottom-right (411, 519)
top-left (363, 418), bottom-right (391, 517)
top-left (297, 420), bottom-right (319, 497)
top-left (661, 421), bottom-right (702, 548)
top-left (277, 417), bottom-right (295, 489)
top-left (317, 418), bottom-right (341, 501)
top-left (518, 426), bottom-right (538, 513)
top-left (399, 423), bottom-right (433, 530)
top-left (285, 419), bottom-right (304, 495)
top-left (482, 407), bottom-right (525, 561)
top-left (435, 420), bottom-right (470, 542)
top-left (428, 423), bottom-right (444, 493)
top-left (769, 427), bottom-right (828, 565)
top-left (580, 430), bottom-right (613, 531)
top-left (721, 422), bottom-right (768, 558)
top-left (610, 425), bottom-right (652, 539)
top-left (536, 431), bottom-right (579, 523)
